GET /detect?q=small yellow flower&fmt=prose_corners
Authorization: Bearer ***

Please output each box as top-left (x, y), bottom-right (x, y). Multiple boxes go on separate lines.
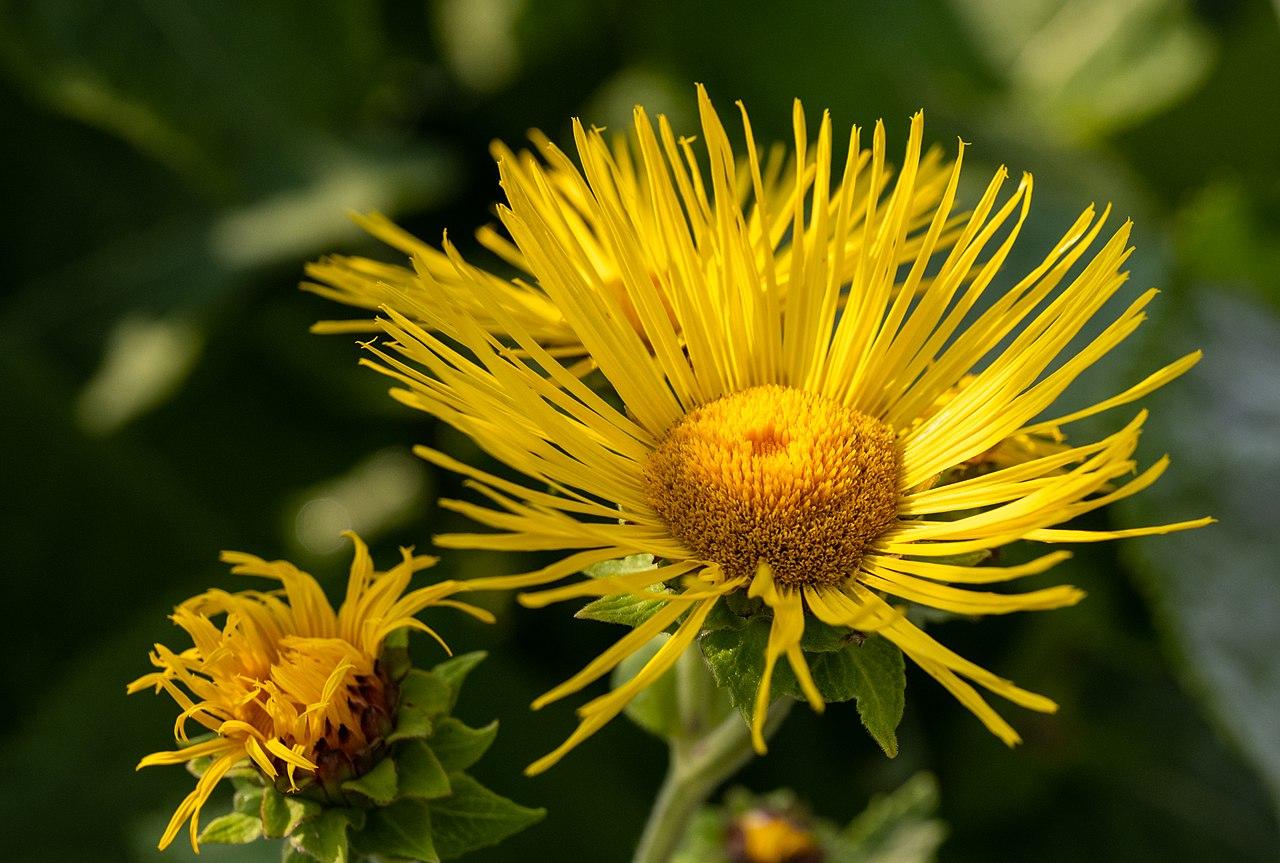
top-left (730, 809), bottom-right (820, 863)
top-left (129, 532), bottom-right (491, 851)
top-left (305, 124), bottom-right (959, 372)
top-left (357, 86), bottom-right (1210, 773)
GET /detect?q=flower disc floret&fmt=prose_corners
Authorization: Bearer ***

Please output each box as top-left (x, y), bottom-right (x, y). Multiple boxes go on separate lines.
top-left (645, 385), bottom-right (900, 588)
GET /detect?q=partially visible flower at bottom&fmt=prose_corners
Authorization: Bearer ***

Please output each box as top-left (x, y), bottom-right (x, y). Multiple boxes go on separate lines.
top-left (128, 532), bottom-right (491, 852)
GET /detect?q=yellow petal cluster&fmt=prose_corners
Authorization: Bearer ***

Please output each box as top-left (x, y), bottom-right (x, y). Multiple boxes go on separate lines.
top-left (129, 533), bottom-right (490, 851)
top-left (348, 86), bottom-right (1209, 773)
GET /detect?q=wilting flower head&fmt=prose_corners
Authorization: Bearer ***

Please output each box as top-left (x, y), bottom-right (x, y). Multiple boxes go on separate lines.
top-left (128, 532), bottom-right (491, 851)
top-left (356, 86), bottom-right (1210, 773)
top-left (305, 119), bottom-right (959, 371)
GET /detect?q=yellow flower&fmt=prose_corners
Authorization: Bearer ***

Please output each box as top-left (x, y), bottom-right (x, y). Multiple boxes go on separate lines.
top-left (305, 123), bottom-right (959, 372)
top-left (360, 86), bottom-right (1210, 774)
top-left (128, 532), bottom-right (491, 851)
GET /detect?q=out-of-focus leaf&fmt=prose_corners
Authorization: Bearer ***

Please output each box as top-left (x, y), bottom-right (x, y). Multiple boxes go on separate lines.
top-left (611, 633), bottom-right (681, 739)
top-left (1120, 289), bottom-right (1280, 814)
top-left (837, 773), bottom-right (946, 863)
top-left (951, 0), bottom-right (1215, 139)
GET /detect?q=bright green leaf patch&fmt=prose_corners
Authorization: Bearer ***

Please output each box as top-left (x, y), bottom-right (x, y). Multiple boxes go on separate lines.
top-left (577, 591), bottom-right (671, 627)
top-left (198, 810), bottom-right (263, 845)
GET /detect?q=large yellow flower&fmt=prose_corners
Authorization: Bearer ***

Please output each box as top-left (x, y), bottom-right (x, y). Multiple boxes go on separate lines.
top-left (305, 122), bottom-right (959, 371)
top-left (129, 533), bottom-right (491, 851)
top-left (360, 86), bottom-right (1209, 774)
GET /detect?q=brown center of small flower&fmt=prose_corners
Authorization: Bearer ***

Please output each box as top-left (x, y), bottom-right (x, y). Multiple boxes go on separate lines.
top-left (644, 385), bottom-right (901, 589)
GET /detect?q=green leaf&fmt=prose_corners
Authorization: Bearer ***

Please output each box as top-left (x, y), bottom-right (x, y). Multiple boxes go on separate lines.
top-left (701, 594), bottom-right (751, 632)
top-left (800, 617), bottom-right (857, 653)
top-left (1120, 290), bottom-right (1280, 813)
top-left (198, 811), bottom-right (263, 845)
top-left (584, 553), bottom-right (656, 579)
top-left (261, 788), bottom-right (320, 839)
top-left (840, 772), bottom-right (946, 863)
top-left (387, 704), bottom-right (435, 744)
top-left (340, 756), bottom-right (398, 806)
top-left (807, 636), bottom-right (905, 758)
top-left (428, 774), bottom-right (544, 859)
top-left (611, 633), bottom-right (680, 738)
top-left (397, 740), bottom-right (452, 800)
top-left (431, 651), bottom-right (487, 714)
top-left (701, 618), bottom-right (905, 755)
top-left (289, 810), bottom-right (351, 863)
top-left (577, 591), bottom-right (671, 627)
top-left (353, 799), bottom-right (439, 863)
top-left (428, 718), bottom-right (498, 772)
top-left (700, 616), bottom-right (785, 725)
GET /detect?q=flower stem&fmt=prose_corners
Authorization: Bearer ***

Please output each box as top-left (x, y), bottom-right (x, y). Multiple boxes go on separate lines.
top-left (632, 647), bottom-right (792, 863)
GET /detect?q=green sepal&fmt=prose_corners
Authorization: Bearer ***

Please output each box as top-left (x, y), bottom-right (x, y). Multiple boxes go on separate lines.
top-left (427, 773), bottom-right (545, 860)
top-left (198, 811), bottom-right (263, 845)
top-left (388, 669), bottom-right (451, 744)
top-left (431, 651), bottom-right (487, 715)
top-left (233, 784), bottom-right (265, 815)
top-left (380, 627), bottom-right (414, 682)
top-left (352, 799), bottom-right (439, 863)
top-left (427, 718), bottom-right (498, 772)
top-left (282, 846), bottom-right (314, 863)
top-left (387, 704), bottom-right (434, 743)
top-left (288, 808), bottom-right (354, 863)
top-left (396, 739), bottom-right (452, 800)
top-left (340, 755), bottom-right (398, 806)
top-left (611, 633), bottom-right (680, 738)
top-left (262, 787), bottom-right (320, 839)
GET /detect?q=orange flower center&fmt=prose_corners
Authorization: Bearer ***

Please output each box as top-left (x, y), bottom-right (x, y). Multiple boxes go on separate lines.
top-left (644, 385), bottom-right (901, 588)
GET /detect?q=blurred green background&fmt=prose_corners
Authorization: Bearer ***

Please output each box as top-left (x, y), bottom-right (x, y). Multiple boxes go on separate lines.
top-left (2, 0), bottom-right (1278, 860)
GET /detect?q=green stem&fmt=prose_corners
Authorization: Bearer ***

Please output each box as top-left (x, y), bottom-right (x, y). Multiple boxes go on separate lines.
top-left (632, 648), bottom-right (793, 863)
